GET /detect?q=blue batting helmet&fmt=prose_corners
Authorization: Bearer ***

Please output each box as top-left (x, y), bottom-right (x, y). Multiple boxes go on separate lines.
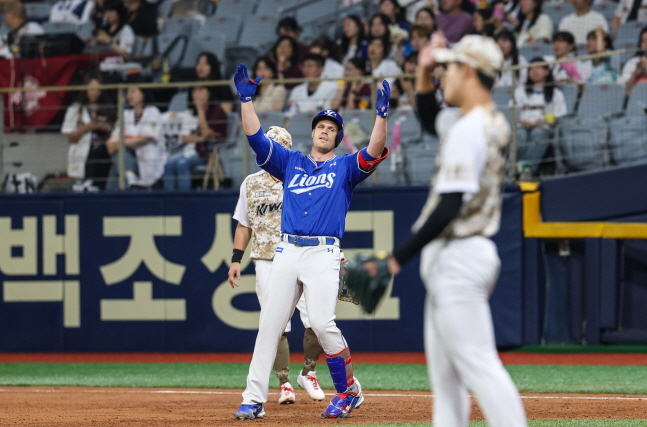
top-left (312, 110), bottom-right (344, 147)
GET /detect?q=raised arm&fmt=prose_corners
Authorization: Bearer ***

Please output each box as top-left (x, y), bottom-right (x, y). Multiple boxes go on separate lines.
top-left (234, 63), bottom-right (263, 136)
top-left (366, 80), bottom-right (390, 159)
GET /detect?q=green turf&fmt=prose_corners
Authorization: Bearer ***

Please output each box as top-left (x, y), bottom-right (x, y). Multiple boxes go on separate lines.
top-left (507, 344), bottom-right (647, 353)
top-left (1, 363), bottom-right (647, 394)
top-left (347, 422), bottom-right (647, 427)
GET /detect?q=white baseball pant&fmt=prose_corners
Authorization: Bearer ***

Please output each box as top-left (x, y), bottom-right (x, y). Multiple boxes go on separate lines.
top-left (254, 259), bottom-right (311, 333)
top-left (420, 236), bottom-right (527, 427)
top-left (242, 242), bottom-right (345, 404)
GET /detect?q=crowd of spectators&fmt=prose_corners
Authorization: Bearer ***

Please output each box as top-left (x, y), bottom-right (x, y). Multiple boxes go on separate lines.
top-left (0, 0), bottom-right (646, 190)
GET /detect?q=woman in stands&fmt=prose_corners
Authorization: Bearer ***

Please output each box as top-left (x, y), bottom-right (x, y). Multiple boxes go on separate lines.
top-left (61, 74), bottom-right (115, 191)
top-left (378, 0), bottom-right (411, 32)
top-left (514, 0), bottom-right (553, 47)
top-left (366, 35), bottom-right (402, 87)
top-left (251, 56), bottom-right (287, 113)
top-left (330, 57), bottom-right (372, 111)
top-left (413, 7), bottom-right (437, 33)
top-left (514, 57), bottom-right (568, 176)
top-left (495, 29), bottom-right (528, 87)
top-left (551, 31), bottom-right (583, 84)
top-left (619, 26), bottom-right (647, 93)
top-left (270, 35), bottom-right (304, 90)
top-left (579, 28), bottom-right (618, 84)
top-left (194, 52), bottom-right (234, 114)
top-left (338, 15), bottom-right (368, 65)
top-left (163, 84), bottom-right (228, 190)
top-left (93, 0), bottom-right (135, 58)
top-left (105, 83), bottom-right (164, 190)
top-left (368, 13), bottom-right (402, 61)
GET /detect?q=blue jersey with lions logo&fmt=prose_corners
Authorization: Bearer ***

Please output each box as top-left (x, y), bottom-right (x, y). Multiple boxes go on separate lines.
top-left (246, 127), bottom-right (388, 238)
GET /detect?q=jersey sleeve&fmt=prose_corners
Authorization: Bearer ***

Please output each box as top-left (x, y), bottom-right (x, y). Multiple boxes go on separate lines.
top-left (348, 146), bottom-right (389, 185)
top-left (232, 179), bottom-right (250, 227)
top-left (140, 107), bottom-right (161, 140)
top-left (61, 104), bottom-right (81, 134)
top-left (434, 122), bottom-right (486, 195)
top-left (246, 127), bottom-right (292, 181)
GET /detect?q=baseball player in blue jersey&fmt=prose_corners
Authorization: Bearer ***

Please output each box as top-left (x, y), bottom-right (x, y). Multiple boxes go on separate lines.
top-left (232, 63), bottom-right (390, 420)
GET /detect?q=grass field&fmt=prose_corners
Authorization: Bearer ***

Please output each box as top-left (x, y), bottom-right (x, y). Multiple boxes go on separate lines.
top-left (1, 362), bottom-right (647, 395)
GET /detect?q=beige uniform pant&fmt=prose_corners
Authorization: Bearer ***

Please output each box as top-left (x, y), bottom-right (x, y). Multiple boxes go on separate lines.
top-left (420, 236), bottom-right (527, 427)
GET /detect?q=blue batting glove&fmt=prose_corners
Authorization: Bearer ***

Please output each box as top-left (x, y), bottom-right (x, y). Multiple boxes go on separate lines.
top-left (234, 63), bottom-right (262, 102)
top-left (375, 80), bottom-right (390, 118)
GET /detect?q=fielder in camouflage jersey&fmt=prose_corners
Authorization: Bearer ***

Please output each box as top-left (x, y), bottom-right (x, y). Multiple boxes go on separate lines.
top-left (228, 126), bottom-right (326, 404)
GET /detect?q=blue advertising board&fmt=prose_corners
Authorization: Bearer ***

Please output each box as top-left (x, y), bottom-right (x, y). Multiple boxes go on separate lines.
top-left (0, 187), bottom-right (524, 352)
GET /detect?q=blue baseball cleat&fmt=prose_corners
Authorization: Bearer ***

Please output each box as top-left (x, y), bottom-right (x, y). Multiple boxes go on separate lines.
top-left (234, 404), bottom-right (265, 420)
top-left (322, 378), bottom-right (364, 418)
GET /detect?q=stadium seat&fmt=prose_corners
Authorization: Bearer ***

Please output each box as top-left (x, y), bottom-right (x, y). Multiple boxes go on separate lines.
top-left (41, 21), bottom-right (76, 34)
top-left (157, 34), bottom-right (189, 69)
top-left (162, 17), bottom-right (200, 37)
top-left (542, 3), bottom-right (574, 27)
top-left (403, 137), bottom-right (439, 185)
top-left (557, 83), bottom-right (578, 114)
top-left (616, 21), bottom-right (644, 46)
top-left (214, 0), bottom-right (256, 20)
top-left (519, 43), bottom-right (554, 61)
top-left (25, 3), bottom-right (51, 23)
top-left (591, 3), bottom-right (615, 22)
top-left (492, 87), bottom-right (512, 109)
top-left (219, 142), bottom-right (245, 187)
top-left (390, 108), bottom-right (422, 144)
top-left (556, 116), bottom-right (610, 172)
top-left (168, 91), bottom-right (188, 112)
top-left (191, 31), bottom-right (227, 66)
top-left (625, 83), bottom-right (647, 117)
top-left (286, 111), bottom-right (316, 154)
top-left (158, 0), bottom-right (173, 18)
top-left (255, 0), bottom-right (297, 16)
top-left (295, 0), bottom-right (337, 25)
top-left (577, 83), bottom-right (625, 117)
top-left (257, 111), bottom-right (288, 133)
top-left (203, 14), bottom-right (242, 45)
top-left (77, 21), bottom-right (94, 41)
top-left (608, 115), bottom-right (647, 167)
top-left (238, 15), bottom-right (277, 50)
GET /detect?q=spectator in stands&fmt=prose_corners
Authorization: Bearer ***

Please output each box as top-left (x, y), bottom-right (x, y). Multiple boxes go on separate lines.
top-left (495, 29), bottom-right (528, 87)
top-left (270, 35), bottom-right (304, 90)
top-left (338, 14), bottom-right (368, 65)
top-left (379, 0), bottom-right (411, 32)
top-left (620, 26), bottom-right (647, 91)
top-left (49, 0), bottom-right (95, 25)
top-left (579, 28), bottom-right (618, 84)
top-left (471, 7), bottom-right (497, 38)
top-left (366, 35), bottom-right (402, 86)
top-left (514, 57), bottom-right (568, 176)
top-left (90, 0), bottom-right (106, 34)
top-left (310, 36), bottom-right (345, 79)
top-left (0, 1), bottom-right (44, 58)
top-left (92, 0), bottom-right (135, 58)
top-left (194, 52), bottom-right (234, 114)
top-left (276, 16), bottom-right (309, 61)
top-left (106, 84), bottom-right (164, 190)
top-left (251, 56), bottom-right (287, 113)
top-left (126, 0), bottom-right (158, 38)
top-left (515, 0), bottom-right (553, 47)
top-left (390, 51), bottom-right (418, 110)
top-left (369, 13), bottom-right (398, 60)
top-left (62, 74), bottom-right (115, 191)
top-left (408, 24), bottom-right (432, 54)
top-left (551, 31), bottom-right (583, 83)
top-left (284, 53), bottom-right (339, 120)
top-left (330, 57), bottom-right (372, 111)
top-left (169, 0), bottom-right (211, 21)
top-left (413, 7), bottom-right (437, 32)
top-left (558, 0), bottom-right (608, 45)
top-left (163, 84), bottom-right (228, 190)
top-left (612, 0), bottom-right (647, 40)
top-left (492, 0), bottom-right (520, 29)
top-left (436, 0), bottom-right (473, 43)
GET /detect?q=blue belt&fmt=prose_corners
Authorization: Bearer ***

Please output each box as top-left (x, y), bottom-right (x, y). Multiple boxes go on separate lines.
top-left (282, 234), bottom-right (338, 246)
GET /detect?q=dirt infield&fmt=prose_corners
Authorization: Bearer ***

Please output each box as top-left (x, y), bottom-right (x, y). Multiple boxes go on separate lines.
top-left (1, 352), bottom-right (646, 364)
top-left (0, 387), bottom-right (645, 426)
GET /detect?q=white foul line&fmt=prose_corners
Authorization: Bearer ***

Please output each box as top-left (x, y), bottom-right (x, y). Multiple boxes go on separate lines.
top-left (0, 388), bottom-right (645, 401)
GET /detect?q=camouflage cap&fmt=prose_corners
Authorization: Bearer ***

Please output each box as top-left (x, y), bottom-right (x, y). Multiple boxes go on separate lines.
top-left (266, 126), bottom-right (292, 149)
top-left (432, 35), bottom-right (503, 79)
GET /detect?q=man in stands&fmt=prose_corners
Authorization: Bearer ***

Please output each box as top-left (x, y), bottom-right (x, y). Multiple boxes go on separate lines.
top-left (558, 0), bottom-right (608, 44)
top-left (0, 1), bottom-right (44, 58)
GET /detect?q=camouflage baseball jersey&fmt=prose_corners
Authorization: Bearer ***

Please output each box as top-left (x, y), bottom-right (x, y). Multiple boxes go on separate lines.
top-left (244, 170), bottom-right (284, 260)
top-left (413, 106), bottom-right (509, 238)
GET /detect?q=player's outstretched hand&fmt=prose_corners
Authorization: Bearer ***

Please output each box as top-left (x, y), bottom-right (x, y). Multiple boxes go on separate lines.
top-left (234, 63), bottom-right (262, 103)
top-left (344, 251), bottom-right (393, 314)
top-left (375, 80), bottom-right (390, 118)
top-left (228, 263), bottom-right (242, 288)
